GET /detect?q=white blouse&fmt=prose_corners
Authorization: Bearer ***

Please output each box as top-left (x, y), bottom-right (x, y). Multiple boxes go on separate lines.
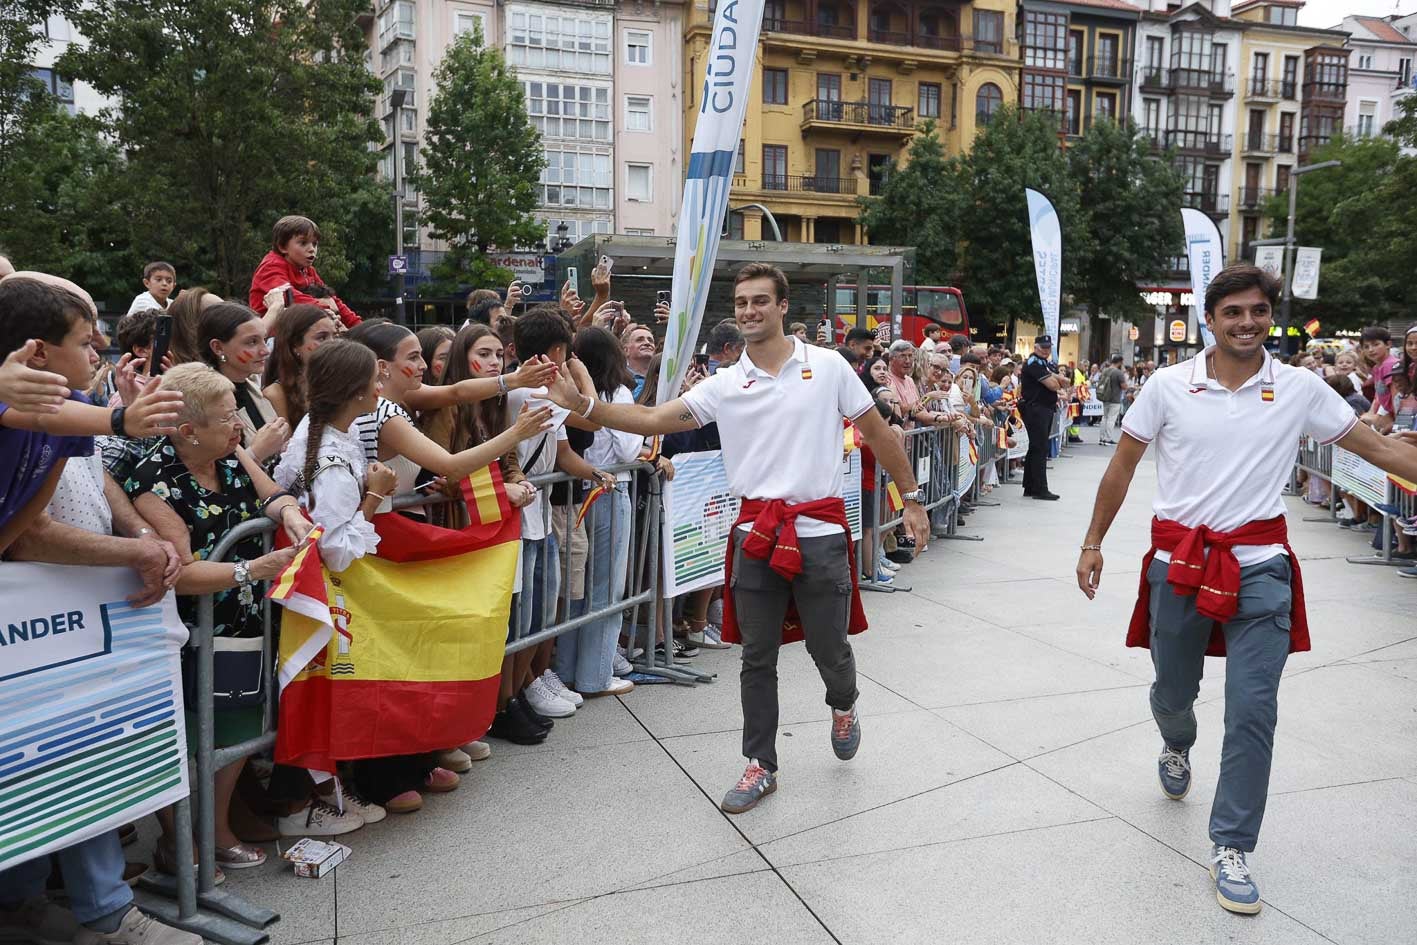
top-left (584, 386), bottom-right (645, 482)
top-left (276, 417), bottom-right (380, 573)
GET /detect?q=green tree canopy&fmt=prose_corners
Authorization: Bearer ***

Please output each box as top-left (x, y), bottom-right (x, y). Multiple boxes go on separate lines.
top-left (410, 26), bottom-right (545, 293)
top-left (858, 121), bottom-right (963, 285)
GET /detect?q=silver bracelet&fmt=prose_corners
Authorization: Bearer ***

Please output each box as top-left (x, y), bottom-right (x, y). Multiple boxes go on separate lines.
top-left (581, 394), bottom-right (596, 419)
top-left (496, 373), bottom-right (509, 395)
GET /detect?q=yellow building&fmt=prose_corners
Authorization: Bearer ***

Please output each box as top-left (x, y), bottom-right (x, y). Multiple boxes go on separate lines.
top-left (683, 0), bottom-right (1020, 243)
top-left (1228, 0), bottom-right (1349, 262)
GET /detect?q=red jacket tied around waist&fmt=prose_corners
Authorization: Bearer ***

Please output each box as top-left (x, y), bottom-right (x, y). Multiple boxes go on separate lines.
top-left (720, 497), bottom-right (869, 646)
top-left (248, 251), bottom-right (362, 328)
top-left (1127, 515), bottom-right (1309, 657)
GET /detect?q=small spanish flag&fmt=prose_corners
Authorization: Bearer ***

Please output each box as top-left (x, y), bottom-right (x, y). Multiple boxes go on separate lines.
top-left (1304, 318), bottom-right (1321, 338)
top-left (576, 482), bottom-right (608, 527)
top-left (885, 481), bottom-right (904, 512)
top-left (1261, 387), bottom-right (1275, 403)
top-left (968, 440), bottom-right (979, 465)
top-left (996, 426), bottom-right (1008, 450)
top-left (801, 367), bottom-right (814, 380)
top-left (843, 423), bottom-right (862, 453)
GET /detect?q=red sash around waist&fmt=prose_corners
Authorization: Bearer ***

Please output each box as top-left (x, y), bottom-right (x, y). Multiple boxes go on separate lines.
top-left (720, 497), bottom-right (869, 646)
top-left (1126, 515), bottom-right (1309, 657)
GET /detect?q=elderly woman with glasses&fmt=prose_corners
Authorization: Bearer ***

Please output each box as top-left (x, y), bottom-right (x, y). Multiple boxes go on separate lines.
top-left (122, 362), bottom-right (311, 876)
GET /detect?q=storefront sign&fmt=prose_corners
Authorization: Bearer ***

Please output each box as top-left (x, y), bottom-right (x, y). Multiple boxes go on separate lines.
top-left (1128, 325), bottom-right (1140, 341)
top-left (486, 253), bottom-right (545, 284)
top-left (1140, 291), bottom-right (1195, 307)
top-left (1168, 320), bottom-right (1187, 342)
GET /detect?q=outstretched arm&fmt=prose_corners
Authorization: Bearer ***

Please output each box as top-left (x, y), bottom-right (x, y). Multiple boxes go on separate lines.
top-left (1335, 421), bottom-right (1417, 484)
top-left (1076, 432), bottom-right (1148, 599)
top-left (541, 364), bottom-right (698, 435)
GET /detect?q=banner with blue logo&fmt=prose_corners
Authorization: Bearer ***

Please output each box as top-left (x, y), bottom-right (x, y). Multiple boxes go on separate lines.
top-left (1024, 188), bottom-right (1061, 343)
top-left (1180, 207), bottom-right (1221, 347)
top-left (0, 565), bottom-right (188, 871)
top-left (656, 0), bottom-right (766, 405)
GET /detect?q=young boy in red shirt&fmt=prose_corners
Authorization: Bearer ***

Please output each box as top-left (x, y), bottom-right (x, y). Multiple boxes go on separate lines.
top-left (248, 215), bottom-right (362, 329)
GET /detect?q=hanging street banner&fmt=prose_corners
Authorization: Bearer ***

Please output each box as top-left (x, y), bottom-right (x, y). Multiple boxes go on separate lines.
top-left (1024, 189), bottom-right (1061, 343)
top-left (0, 565), bottom-right (189, 872)
top-left (657, 0), bottom-right (766, 404)
top-left (1180, 208), bottom-right (1222, 348)
top-left (1292, 247), bottom-right (1322, 300)
top-left (1254, 245), bottom-right (1284, 280)
top-left (662, 448), bottom-right (861, 597)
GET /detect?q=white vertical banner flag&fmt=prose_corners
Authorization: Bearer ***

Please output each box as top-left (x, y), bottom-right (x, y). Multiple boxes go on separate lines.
top-left (1024, 188), bottom-right (1061, 342)
top-left (1180, 207), bottom-right (1223, 347)
top-left (657, 0), bottom-right (766, 405)
top-left (1292, 247), bottom-right (1322, 299)
top-left (1254, 245), bottom-right (1283, 279)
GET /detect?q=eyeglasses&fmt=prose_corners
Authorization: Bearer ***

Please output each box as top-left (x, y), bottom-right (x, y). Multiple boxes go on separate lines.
top-left (210, 410), bottom-right (242, 428)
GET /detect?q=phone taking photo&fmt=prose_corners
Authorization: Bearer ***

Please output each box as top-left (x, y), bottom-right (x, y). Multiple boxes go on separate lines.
top-left (149, 315), bottom-right (173, 376)
top-left (656, 290), bottom-right (671, 306)
top-left (600, 255), bottom-right (614, 274)
top-left (282, 287), bottom-right (293, 307)
top-left (693, 352), bottom-right (710, 368)
top-left (565, 267), bottom-right (578, 291)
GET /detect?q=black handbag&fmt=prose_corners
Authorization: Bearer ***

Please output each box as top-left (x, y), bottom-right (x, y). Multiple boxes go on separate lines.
top-left (182, 636), bottom-right (266, 711)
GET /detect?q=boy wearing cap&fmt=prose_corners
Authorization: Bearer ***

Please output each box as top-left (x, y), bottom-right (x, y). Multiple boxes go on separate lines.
top-left (1075, 265), bottom-right (1417, 915)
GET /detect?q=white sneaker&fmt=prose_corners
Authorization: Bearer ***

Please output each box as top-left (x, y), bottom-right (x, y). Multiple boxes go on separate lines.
top-left (338, 784), bottom-right (387, 824)
top-left (603, 677), bottom-right (634, 696)
top-left (74, 907), bottom-right (201, 945)
top-left (699, 624), bottom-right (732, 649)
top-left (612, 652), bottom-right (634, 677)
top-left (524, 677), bottom-right (576, 718)
top-left (880, 556), bottom-right (901, 573)
top-left (0, 896), bottom-right (79, 945)
top-left (541, 670), bottom-right (584, 707)
top-left (461, 740), bottom-right (491, 761)
top-left (616, 644), bottom-right (644, 660)
top-left (435, 748), bottom-right (473, 773)
top-left (276, 799), bottom-right (363, 837)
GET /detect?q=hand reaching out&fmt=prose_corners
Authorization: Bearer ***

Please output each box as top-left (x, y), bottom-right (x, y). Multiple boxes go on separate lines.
top-left (0, 342), bottom-right (69, 413)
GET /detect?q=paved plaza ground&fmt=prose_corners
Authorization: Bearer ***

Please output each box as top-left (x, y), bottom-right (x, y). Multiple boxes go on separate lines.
top-left (224, 427), bottom-right (1417, 945)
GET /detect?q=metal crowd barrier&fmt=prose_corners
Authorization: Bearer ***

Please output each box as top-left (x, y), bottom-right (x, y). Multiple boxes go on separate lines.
top-left (1288, 440), bottom-right (1412, 567)
top-left (134, 459), bottom-right (703, 943)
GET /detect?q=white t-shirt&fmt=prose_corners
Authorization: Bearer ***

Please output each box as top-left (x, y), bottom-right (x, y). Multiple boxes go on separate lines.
top-left (1121, 347), bottom-right (1358, 566)
top-left (680, 336), bottom-right (874, 538)
top-left (920, 337), bottom-right (937, 353)
top-left (126, 291), bottom-right (170, 316)
top-left (505, 386), bottom-right (569, 540)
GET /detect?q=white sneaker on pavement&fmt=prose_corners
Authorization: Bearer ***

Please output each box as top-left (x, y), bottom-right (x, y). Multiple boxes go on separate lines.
top-left (541, 670), bottom-right (584, 706)
top-left (699, 623), bottom-right (732, 649)
top-left (461, 740), bottom-right (492, 761)
top-left (612, 652), bottom-right (634, 677)
top-left (74, 907), bottom-right (201, 945)
top-left (524, 677), bottom-right (576, 717)
top-left (338, 783), bottom-right (386, 824)
top-left (276, 799), bottom-right (363, 838)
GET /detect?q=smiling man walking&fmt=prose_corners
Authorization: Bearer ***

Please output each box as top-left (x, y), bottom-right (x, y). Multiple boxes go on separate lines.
top-left (542, 263), bottom-right (929, 813)
top-left (1075, 265), bottom-right (1417, 915)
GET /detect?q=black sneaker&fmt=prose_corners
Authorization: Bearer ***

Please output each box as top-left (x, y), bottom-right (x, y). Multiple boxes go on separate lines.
top-left (487, 708), bottom-right (547, 745)
top-left (1030, 492), bottom-right (1060, 501)
top-left (510, 696), bottom-right (553, 731)
top-left (896, 535), bottom-right (917, 549)
top-left (673, 638), bottom-right (700, 658)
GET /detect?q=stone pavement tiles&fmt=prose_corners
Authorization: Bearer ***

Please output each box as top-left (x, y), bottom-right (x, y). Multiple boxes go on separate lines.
top-left (221, 427), bottom-right (1416, 945)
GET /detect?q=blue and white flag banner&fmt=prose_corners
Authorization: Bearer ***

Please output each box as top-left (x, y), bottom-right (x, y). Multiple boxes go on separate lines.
top-left (0, 565), bottom-right (189, 871)
top-left (1180, 208), bottom-right (1222, 347)
top-left (657, 0), bottom-right (766, 405)
top-left (1024, 188), bottom-right (1061, 342)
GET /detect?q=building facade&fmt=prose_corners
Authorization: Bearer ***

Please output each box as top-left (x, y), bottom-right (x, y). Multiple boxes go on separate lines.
top-left (684, 0), bottom-right (1020, 244)
top-left (1335, 15), bottom-right (1415, 145)
top-left (614, 2), bottom-right (687, 237)
top-left (1016, 0), bottom-right (1141, 139)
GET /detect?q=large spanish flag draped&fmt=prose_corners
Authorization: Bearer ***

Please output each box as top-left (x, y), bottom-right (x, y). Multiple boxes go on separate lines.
top-left (269, 464), bottom-right (520, 772)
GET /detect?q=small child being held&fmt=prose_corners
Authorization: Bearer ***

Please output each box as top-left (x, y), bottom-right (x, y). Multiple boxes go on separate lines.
top-left (248, 215), bottom-right (363, 331)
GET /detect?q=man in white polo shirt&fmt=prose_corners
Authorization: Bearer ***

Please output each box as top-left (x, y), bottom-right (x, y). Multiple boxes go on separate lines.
top-left (1075, 265), bottom-right (1417, 915)
top-left (542, 263), bottom-right (929, 813)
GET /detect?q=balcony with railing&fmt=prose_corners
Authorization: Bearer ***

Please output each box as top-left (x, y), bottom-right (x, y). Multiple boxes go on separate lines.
top-left (1237, 186), bottom-right (1276, 211)
top-left (1088, 56), bottom-right (1132, 83)
top-left (1137, 67), bottom-right (1234, 97)
top-left (1246, 77), bottom-right (1283, 100)
top-left (1164, 129), bottom-right (1232, 156)
top-left (1303, 81), bottom-right (1347, 102)
top-left (802, 99), bottom-right (916, 133)
top-left (1185, 191), bottom-right (1229, 217)
top-left (758, 174), bottom-right (861, 195)
top-left (1241, 131), bottom-right (1280, 155)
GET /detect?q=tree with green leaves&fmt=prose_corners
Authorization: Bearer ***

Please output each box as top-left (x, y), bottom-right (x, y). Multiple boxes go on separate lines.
top-left (953, 105), bottom-right (1091, 328)
top-left (1067, 118), bottom-right (1184, 321)
top-left (58, 0), bottom-right (391, 298)
top-left (858, 121), bottom-right (963, 284)
top-left (410, 26), bottom-right (545, 293)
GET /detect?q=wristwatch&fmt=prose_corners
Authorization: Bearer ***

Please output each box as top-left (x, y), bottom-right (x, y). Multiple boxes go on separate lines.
top-left (232, 560), bottom-right (252, 586)
top-left (899, 489), bottom-right (926, 504)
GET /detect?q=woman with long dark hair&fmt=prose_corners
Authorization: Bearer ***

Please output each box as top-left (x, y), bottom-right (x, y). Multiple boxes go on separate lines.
top-left (416, 325), bottom-right (455, 386)
top-left (263, 304), bottom-right (336, 425)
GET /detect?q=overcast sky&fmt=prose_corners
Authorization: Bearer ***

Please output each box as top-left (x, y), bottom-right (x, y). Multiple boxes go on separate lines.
top-left (1296, 0), bottom-right (1417, 29)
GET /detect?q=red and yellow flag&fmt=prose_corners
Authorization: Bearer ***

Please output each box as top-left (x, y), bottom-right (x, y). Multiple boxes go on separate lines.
top-left (270, 465), bottom-right (520, 772)
top-left (885, 481), bottom-right (904, 512)
top-left (1304, 318), bottom-right (1321, 338)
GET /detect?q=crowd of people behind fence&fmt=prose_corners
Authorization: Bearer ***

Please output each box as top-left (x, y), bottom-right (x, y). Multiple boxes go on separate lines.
top-left (1, 215), bottom-right (1413, 945)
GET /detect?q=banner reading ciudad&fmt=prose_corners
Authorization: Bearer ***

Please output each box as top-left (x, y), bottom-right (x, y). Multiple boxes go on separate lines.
top-left (1179, 208), bottom-right (1222, 347)
top-left (0, 566), bottom-right (189, 872)
top-left (657, 0), bottom-right (766, 405)
top-left (270, 465), bottom-right (519, 771)
top-left (1024, 188), bottom-right (1061, 342)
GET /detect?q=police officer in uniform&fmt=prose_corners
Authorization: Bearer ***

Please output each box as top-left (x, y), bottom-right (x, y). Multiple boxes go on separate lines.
top-left (1020, 335), bottom-right (1064, 500)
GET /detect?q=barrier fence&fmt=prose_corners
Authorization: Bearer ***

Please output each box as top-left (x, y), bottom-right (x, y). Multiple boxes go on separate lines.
top-left (1290, 438), bottom-right (1415, 567)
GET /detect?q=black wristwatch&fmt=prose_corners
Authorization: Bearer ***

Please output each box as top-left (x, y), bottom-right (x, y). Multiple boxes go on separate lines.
top-left (110, 406), bottom-right (127, 437)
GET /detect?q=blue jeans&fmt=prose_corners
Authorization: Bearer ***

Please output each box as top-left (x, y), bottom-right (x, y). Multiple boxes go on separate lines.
top-left (553, 485), bottom-right (630, 692)
top-left (0, 831), bottom-right (131, 925)
top-left (513, 533), bottom-right (561, 644)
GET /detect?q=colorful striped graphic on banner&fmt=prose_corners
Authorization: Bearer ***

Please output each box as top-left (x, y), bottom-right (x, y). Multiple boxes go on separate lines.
top-left (0, 565), bottom-right (188, 872)
top-left (656, 0), bottom-right (767, 404)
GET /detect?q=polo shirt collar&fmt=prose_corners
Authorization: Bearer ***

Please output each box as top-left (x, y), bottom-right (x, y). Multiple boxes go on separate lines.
top-left (738, 335), bottom-right (808, 380)
top-left (1189, 345), bottom-right (1275, 390)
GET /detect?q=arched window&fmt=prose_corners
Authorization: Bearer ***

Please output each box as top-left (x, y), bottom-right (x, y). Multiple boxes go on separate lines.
top-left (976, 83), bottom-right (1003, 124)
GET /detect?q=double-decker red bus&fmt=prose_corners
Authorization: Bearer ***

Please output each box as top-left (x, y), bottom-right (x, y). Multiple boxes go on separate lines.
top-left (826, 284), bottom-right (971, 346)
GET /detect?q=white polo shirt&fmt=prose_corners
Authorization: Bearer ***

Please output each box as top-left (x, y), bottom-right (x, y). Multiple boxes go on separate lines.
top-left (1122, 347), bottom-right (1358, 566)
top-left (681, 336), bottom-right (873, 538)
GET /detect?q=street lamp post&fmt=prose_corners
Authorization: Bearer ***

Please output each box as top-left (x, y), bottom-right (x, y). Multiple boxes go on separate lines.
top-left (389, 89), bottom-right (407, 326)
top-left (1278, 159), bottom-right (1340, 353)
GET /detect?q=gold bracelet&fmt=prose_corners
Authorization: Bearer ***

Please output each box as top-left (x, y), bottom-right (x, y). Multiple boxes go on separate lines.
top-left (1080, 544), bottom-right (1102, 551)
top-left (366, 491), bottom-right (388, 502)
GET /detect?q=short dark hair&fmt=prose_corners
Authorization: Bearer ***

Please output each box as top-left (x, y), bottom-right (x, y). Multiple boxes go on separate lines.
top-left (1360, 325), bottom-right (1391, 344)
top-left (845, 327), bottom-right (875, 345)
top-left (468, 297), bottom-right (505, 326)
top-left (466, 287), bottom-right (500, 313)
top-left (0, 279), bottom-right (95, 358)
top-left (949, 335), bottom-right (969, 352)
top-left (923, 323), bottom-right (943, 336)
top-left (708, 320), bottom-right (744, 356)
top-left (734, 263), bottom-right (789, 302)
top-left (513, 304), bottom-right (573, 360)
top-left (271, 215), bottom-right (320, 252)
top-left (1110, 354), bottom-right (1123, 365)
top-left (835, 345), bottom-right (860, 366)
top-left (789, 321), bottom-right (807, 334)
top-left (197, 302), bottom-right (260, 367)
top-left (1326, 373), bottom-right (1356, 398)
top-left (115, 309), bottom-right (161, 355)
top-left (143, 261), bottom-right (175, 280)
top-left (960, 351), bottom-right (983, 366)
top-left (1203, 265), bottom-right (1280, 316)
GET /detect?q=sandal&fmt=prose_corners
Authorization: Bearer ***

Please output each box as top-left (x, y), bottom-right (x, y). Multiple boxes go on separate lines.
top-left (214, 842), bottom-right (267, 870)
